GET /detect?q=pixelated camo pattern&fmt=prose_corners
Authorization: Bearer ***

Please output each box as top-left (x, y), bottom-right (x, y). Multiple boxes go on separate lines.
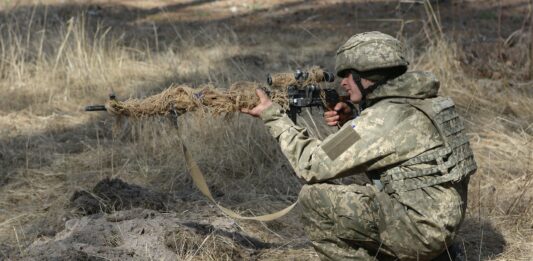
top-left (335, 31), bottom-right (409, 75)
top-left (260, 71), bottom-right (474, 260)
top-left (381, 96), bottom-right (477, 193)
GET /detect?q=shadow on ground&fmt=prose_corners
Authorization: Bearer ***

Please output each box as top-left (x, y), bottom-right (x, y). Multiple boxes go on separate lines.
top-left (457, 217), bottom-right (507, 260)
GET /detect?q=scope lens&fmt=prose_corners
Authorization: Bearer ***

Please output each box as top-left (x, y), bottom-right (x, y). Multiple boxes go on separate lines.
top-left (294, 69), bottom-right (303, 80)
top-left (323, 72), bottom-right (335, 82)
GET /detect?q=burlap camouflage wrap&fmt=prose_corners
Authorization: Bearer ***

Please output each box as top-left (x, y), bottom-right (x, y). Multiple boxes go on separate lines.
top-left (335, 31), bottom-right (409, 77)
top-left (259, 71), bottom-right (474, 260)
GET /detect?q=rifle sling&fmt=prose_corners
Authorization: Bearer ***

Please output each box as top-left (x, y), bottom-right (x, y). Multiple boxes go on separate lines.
top-left (180, 140), bottom-right (298, 221)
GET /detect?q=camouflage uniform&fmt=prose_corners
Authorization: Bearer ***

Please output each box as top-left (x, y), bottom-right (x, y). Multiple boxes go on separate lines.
top-left (259, 33), bottom-right (476, 260)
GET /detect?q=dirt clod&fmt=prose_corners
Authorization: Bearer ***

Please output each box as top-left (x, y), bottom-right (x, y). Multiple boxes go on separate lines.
top-left (69, 178), bottom-right (170, 215)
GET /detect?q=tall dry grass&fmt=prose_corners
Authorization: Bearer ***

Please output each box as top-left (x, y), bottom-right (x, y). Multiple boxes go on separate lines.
top-left (409, 3), bottom-right (533, 258)
top-left (0, 1), bottom-right (531, 260)
top-left (0, 5), bottom-right (304, 259)
top-left (412, 39), bottom-right (533, 259)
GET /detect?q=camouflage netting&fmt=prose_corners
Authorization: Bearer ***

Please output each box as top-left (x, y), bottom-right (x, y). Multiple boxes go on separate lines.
top-left (103, 66), bottom-right (331, 118)
top-left (268, 66), bottom-right (332, 88)
top-left (104, 81), bottom-right (286, 118)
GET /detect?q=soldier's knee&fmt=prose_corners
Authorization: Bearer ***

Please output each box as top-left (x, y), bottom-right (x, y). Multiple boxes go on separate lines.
top-left (298, 184), bottom-right (331, 214)
top-left (298, 184), bottom-right (317, 209)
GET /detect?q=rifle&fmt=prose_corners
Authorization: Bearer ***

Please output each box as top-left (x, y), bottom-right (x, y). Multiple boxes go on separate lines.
top-left (84, 94), bottom-right (116, 112)
top-left (82, 67), bottom-right (349, 221)
top-left (84, 67), bottom-right (350, 124)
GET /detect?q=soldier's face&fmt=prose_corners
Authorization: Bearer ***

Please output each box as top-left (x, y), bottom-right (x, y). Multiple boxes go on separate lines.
top-left (341, 73), bottom-right (362, 102)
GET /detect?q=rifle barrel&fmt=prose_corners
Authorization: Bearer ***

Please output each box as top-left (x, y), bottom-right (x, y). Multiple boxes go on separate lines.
top-left (85, 105), bottom-right (107, 111)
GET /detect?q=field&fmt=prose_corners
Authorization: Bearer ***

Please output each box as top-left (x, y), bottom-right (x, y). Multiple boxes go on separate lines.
top-left (0, 0), bottom-right (532, 260)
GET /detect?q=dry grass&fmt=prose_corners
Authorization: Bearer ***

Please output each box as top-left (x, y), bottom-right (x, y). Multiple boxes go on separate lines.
top-left (413, 39), bottom-right (533, 260)
top-left (0, 0), bottom-right (531, 260)
top-left (0, 4), bottom-right (302, 259)
top-left (409, 3), bottom-right (533, 259)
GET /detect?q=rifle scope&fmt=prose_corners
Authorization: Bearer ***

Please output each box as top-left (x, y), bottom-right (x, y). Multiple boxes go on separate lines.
top-left (267, 69), bottom-right (335, 87)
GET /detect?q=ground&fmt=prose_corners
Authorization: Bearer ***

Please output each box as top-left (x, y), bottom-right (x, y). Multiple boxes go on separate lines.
top-left (0, 0), bottom-right (532, 260)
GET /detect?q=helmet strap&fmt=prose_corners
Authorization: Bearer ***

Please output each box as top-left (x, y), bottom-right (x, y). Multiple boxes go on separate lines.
top-left (350, 70), bottom-right (386, 111)
top-left (350, 71), bottom-right (366, 98)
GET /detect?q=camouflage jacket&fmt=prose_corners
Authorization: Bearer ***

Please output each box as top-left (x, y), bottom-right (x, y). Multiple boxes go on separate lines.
top-left (260, 71), bottom-right (444, 184)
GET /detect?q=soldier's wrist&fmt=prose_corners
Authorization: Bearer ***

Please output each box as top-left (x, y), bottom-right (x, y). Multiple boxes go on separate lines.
top-left (259, 103), bottom-right (283, 121)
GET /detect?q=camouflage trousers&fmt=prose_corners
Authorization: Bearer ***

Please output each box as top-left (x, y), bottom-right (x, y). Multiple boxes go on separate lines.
top-left (298, 182), bottom-right (467, 261)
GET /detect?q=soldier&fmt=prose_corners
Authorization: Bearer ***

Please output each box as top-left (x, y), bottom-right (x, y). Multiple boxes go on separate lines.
top-left (241, 31), bottom-right (476, 260)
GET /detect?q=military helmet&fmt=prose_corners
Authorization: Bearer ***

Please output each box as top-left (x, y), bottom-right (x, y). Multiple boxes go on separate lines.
top-left (335, 31), bottom-right (409, 79)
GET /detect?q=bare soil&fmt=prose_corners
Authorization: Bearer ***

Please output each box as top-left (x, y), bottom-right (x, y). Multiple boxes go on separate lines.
top-left (20, 179), bottom-right (315, 260)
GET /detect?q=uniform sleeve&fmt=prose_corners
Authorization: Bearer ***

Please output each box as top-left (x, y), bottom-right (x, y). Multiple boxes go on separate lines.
top-left (260, 102), bottom-right (443, 183)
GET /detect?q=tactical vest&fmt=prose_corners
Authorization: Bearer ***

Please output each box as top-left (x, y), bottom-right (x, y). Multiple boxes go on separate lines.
top-left (378, 97), bottom-right (477, 193)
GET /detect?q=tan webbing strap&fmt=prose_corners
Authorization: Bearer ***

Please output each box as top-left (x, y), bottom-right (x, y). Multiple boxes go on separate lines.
top-left (180, 142), bottom-right (298, 221)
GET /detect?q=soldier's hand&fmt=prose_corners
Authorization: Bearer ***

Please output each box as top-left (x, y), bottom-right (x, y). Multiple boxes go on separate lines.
top-left (324, 102), bottom-right (352, 126)
top-left (240, 89), bottom-right (273, 117)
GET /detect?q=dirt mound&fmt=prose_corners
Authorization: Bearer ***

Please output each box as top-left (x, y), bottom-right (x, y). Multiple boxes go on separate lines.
top-left (22, 243), bottom-right (108, 261)
top-left (15, 179), bottom-right (314, 260)
top-left (69, 178), bottom-right (170, 215)
top-left (20, 208), bottom-right (314, 260)
top-left (22, 208), bottom-right (177, 260)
